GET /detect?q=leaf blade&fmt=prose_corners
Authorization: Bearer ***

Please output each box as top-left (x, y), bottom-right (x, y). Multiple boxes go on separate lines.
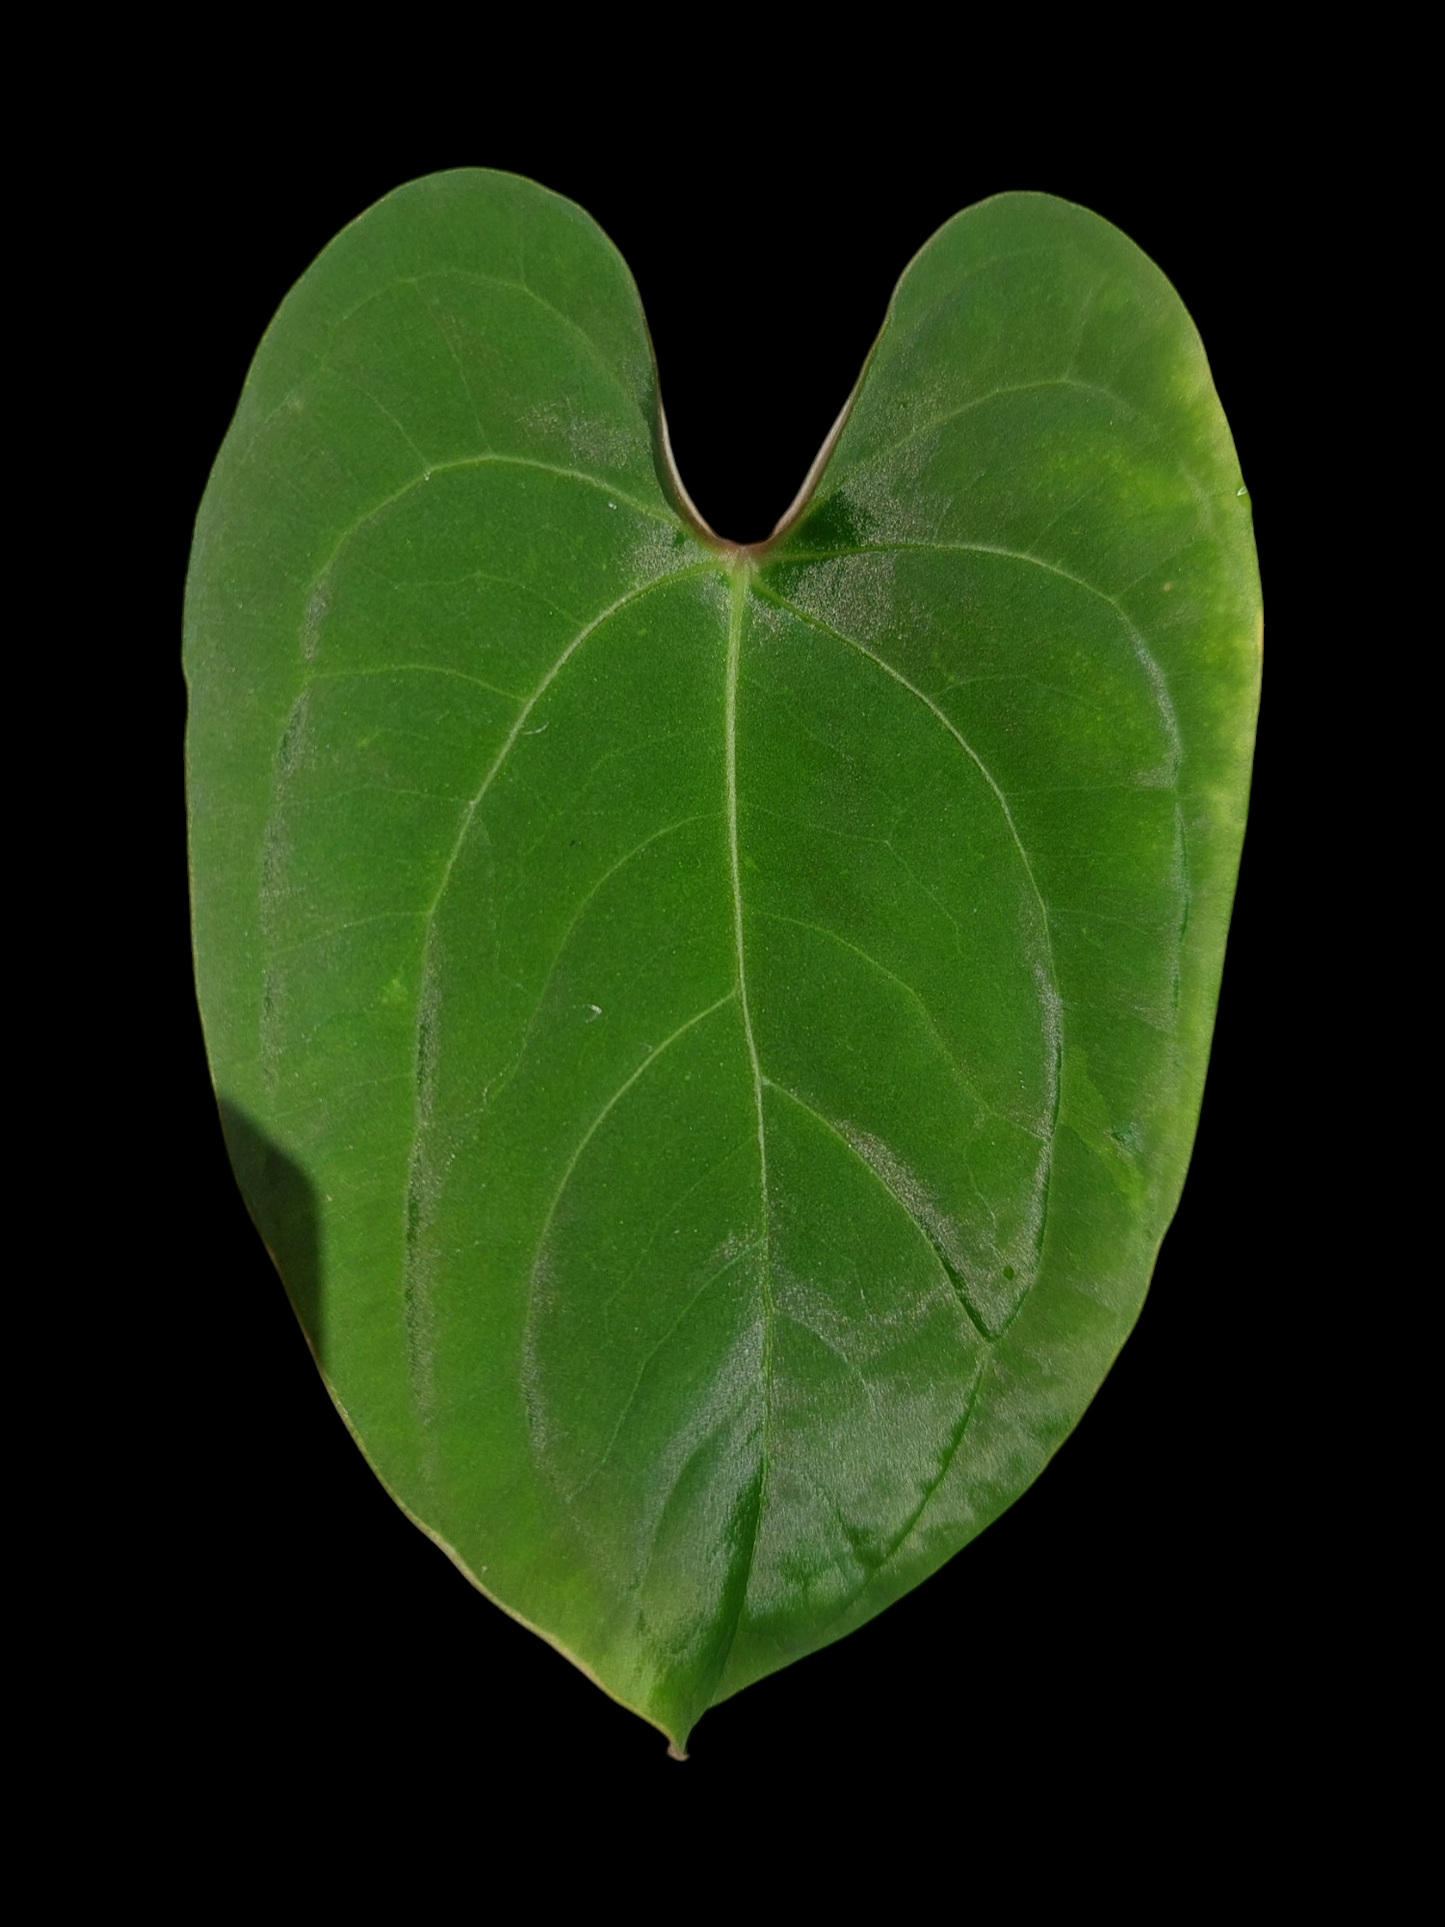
top-left (186, 174), bottom-right (1259, 1748)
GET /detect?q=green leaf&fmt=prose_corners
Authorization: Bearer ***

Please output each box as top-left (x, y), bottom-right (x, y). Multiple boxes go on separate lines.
top-left (185, 170), bottom-right (1260, 1753)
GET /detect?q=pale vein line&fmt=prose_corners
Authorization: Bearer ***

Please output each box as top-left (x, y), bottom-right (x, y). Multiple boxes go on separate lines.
top-left (727, 578), bottom-right (770, 1194)
top-left (411, 278), bottom-right (491, 446)
top-left (846, 374), bottom-right (1142, 477)
top-left (765, 1079), bottom-right (990, 1344)
top-left (880, 1352), bottom-right (989, 1569)
top-left (745, 799), bottom-right (892, 848)
top-left (757, 579), bottom-right (1062, 1089)
top-left (952, 542), bottom-right (1182, 773)
top-left (569, 1238), bottom-right (765, 1503)
top-left (752, 907), bottom-right (1017, 1129)
top-left (379, 568), bottom-right (577, 616)
top-left (270, 908), bottom-right (422, 957)
top-left (778, 1306), bottom-right (879, 1407)
top-left (871, 242), bottom-right (1055, 372)
top-left (1061, 280), bottom-right (1105, 380)
top-left (778, 540), bottom-right (1182, 775)
top-left (785, 1463), bottom-right (866, 1561)
top-left (308, 782), bottom-right (463, 805)
top-left (307, 663), bottom-right (524, 702)
top-left (755, 583), bottom-right (1063, 1285)
top-left (274, 263), bottom-right (647, 459)
top-left (529, 992), bottom-right (738, 1278)
top-left (714, 564), bottom-right (774, 1681)
top-left (345, 376), bottom-right (433, 467)
top-left (757, 577), bottom-right (1051, 857)
top-left (394, 266), bottom-right (647, 429)
top-left (600, 1144), bottom-right (752, 1317)
top-left (1051, 903), bottom-right (1175, 933)
top-left (422, 567), bottom-right (710, 924)
top-left (826, 1351), bottom-right (990, 1626)
top-left (478, 813), bottom-right (716, 1117)
top-left (503, 271), bottom-right (647, 423)
top-left (299, 455), bottom-right (674, 636)
top-left (400, 564), bottom-right (714, 1381)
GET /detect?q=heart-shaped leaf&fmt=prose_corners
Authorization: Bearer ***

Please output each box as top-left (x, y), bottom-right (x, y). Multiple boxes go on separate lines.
top-left (185, 170), bottom-right (1260, 1752)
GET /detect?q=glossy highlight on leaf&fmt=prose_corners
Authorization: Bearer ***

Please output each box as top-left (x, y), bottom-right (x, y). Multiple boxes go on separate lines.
top-left (185, 170), bottom-right (1261, 1752)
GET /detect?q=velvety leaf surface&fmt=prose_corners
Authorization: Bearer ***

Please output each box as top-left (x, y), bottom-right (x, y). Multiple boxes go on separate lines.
top-left (185, 170), bottom-right (1260, 1749)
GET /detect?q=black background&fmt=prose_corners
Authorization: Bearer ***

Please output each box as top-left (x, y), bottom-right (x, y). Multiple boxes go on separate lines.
top-left (167, 127), bottom-right (1283, 1788)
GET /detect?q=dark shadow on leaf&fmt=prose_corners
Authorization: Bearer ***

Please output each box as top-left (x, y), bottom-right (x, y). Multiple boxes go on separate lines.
top-left (216, 1099), bottom-right (323, 1367)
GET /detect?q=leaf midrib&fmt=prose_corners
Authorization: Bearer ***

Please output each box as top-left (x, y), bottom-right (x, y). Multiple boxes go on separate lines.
top-left (715, 556), bottom-right (774, 1686)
